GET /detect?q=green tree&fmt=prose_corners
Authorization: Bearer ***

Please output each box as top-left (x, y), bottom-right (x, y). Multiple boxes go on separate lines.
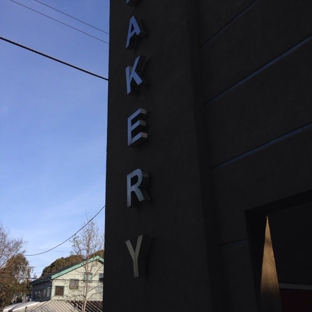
top-left (41, 254), bottom-right (84, 277)
top-left (0, 224), bottom-right (26, 309)
top-left (0, 254), bottom-right (31, 308)
top-left (40, 251), bottom-right (104, 277)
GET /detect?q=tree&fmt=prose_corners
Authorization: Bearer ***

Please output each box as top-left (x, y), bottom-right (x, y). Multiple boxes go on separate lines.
top-left (0, 254), bottom-right (31, 308)
top-left (70, 219), bottom-right (104, 312)
top-left (0, 224), bottom-right (26, 308)
top-left (0, 224), bottom-right (24, 270)
top-left (41, 254), bottom-right (84, 277)
top-left (71, 219), bottom-right (104, 260)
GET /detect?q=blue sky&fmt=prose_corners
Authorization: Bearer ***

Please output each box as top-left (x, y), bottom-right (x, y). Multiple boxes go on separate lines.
top-left (0, 0), bottom-right (109, 277)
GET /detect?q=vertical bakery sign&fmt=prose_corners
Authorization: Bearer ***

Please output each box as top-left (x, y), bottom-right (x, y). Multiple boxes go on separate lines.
top-left (124, 0), bottom-right (152, 278)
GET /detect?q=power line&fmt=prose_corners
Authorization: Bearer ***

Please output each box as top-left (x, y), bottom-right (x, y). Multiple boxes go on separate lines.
top-left (0, 36), bottom-right (108, 81)
top-left (9, 0), bottom-right (109, 44)
top-left (25, 206), bottom-right (105, 257)
top-left (34, 0), bottom-right (109, 35)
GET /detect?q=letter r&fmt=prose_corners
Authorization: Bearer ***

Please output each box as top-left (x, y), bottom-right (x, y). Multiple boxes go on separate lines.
top-left (127, 169), bottom-right (151, 208)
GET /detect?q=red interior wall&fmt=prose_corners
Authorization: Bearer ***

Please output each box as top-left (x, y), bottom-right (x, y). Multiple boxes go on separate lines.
top-left (280, 289), bottom-right (312, 312)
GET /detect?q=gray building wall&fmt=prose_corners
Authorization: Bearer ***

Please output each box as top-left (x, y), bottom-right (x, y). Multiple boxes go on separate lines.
top-left (199, 1), bottom-right (312, 311)
top-left (104, 1), bottom-right (312, 311)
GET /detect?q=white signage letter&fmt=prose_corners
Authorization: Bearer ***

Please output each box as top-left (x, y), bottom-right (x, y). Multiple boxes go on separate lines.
top-left (125, 55), bottom-right (147, 95)
top-left (126, 16), bottom-right (146, 50)
top-left (128, 108), bottom-right (148, 147)
top-left (127, 169), bottom-right (151, 208)
top-left (125, 234), bottom-right (151, 278)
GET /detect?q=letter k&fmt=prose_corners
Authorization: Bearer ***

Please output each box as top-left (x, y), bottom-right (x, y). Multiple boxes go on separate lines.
top-left (125, 55), bottom-right (147, 95)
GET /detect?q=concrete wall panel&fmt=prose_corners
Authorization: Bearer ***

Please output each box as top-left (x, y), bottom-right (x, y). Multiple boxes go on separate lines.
top-left (198, 0), bottom-right (255, 46)
top-left (200, 0), bottom-right (312, 103)
top-left (212, 127), bottom-right (312, 244)
top-left (221, 242), bottom-right (258, 312)
top-left (105, 1), bottom-right (218, 311)
top-left (205, 38), bottom-right (312, 166)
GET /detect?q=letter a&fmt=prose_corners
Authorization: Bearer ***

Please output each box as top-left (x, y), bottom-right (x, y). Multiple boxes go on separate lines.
top-left (125, 55), bottom-right (147, 95)
top-left (127, 169), bottom-right (151, 208)
top-left (126, 16), bottom-right (146, 50)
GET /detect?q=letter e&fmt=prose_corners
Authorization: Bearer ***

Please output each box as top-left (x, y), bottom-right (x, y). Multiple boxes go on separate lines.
top-left (128, 108), bottom-right (148, 147)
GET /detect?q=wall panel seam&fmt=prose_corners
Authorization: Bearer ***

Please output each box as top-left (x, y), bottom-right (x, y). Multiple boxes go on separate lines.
top-left (199, 0), bottom-right (259, 49)
top-left (212, 122), bottom-right (312, 170)
top-left (204, 35), bottom-right (312, 106)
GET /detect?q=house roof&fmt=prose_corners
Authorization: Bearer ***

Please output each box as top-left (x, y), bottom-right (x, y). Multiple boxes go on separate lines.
top-left (2, 301), bottom-right (38, 312)
top-left (2, 300), bottom-right (103, 312)
top-left (30, 256), bottom-right (104, 285)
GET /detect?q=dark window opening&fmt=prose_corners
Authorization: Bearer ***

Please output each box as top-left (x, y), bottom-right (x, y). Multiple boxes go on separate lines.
top-left (55, 286), bottom-right (64, 296)
top-left (83, 272), bottom-right (93, 282)
top-left (69, 279), bottom-right (79, 289)
top-left (269, 202), bottom-right (312, 312)
top-left (99, 273), bottom-right (104, 282)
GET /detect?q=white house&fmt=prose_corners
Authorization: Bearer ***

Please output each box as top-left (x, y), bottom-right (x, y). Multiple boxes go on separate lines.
top-left (30, 256), bottom-right (104, 302)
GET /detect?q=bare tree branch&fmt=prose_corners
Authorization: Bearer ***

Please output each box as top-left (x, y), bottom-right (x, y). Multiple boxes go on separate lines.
top-left (0, 224), bottom-right (24, 270)
top-left (70, 218), bottom-right (104, 312)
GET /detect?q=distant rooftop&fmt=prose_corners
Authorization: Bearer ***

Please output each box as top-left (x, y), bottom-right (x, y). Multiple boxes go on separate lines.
top-left (2, 300), bottom-right (103, 312)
